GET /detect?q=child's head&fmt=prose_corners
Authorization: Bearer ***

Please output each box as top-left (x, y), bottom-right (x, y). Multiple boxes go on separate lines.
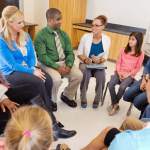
top-left (4, 106), bottom-right (53, 150)
top-left (125, 31), bottom-right (143, 57)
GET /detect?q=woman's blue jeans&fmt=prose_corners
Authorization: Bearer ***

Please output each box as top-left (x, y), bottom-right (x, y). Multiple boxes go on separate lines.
top-left (123, 79), bottom-right (148, 111)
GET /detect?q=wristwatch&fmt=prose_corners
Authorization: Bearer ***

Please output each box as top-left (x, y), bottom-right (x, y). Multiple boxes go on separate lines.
top-left (144, 73), bottom-right (150, 82)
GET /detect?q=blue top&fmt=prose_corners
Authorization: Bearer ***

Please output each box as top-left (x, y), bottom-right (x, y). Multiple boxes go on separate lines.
top-left (109, 129), bottom-right (150, 150)
top-left (0, 33), bottom-right (36, 75)
top-left (143, 59), bottom-right (150, 75)
top-left (89, 41), bottom-right (103, 59)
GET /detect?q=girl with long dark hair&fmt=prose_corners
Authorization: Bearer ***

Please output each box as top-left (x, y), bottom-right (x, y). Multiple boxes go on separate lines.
top-left (108, 31), bottom-right (144, 116)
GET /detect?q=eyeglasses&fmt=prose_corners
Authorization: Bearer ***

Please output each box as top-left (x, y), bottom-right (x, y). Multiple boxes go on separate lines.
top-left (91, 24), bottom-right (103, 28)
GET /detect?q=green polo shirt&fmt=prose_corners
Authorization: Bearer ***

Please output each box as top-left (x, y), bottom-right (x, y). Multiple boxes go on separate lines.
top-left (34, 25), bottom-right (75, 70)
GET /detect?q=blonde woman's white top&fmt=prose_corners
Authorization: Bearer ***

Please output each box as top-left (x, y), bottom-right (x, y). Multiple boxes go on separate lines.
top-left (77, 33), bottom-right (111, 63)
top-left (16, 43), bottom-right (28, 67)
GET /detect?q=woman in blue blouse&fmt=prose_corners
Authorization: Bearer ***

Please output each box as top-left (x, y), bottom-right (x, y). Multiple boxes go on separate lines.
top-left (0, 6), bottom-right (52, 110)
top-left (77, 15), bottom-right (111, 108)
top-left (0, 6), bottom-right (77, 139)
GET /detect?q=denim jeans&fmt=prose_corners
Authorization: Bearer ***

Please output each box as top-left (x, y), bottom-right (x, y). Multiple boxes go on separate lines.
top-left (141, 104), bottom-right (150, 119)
top-left (123, 79), bottom-right (148, 111)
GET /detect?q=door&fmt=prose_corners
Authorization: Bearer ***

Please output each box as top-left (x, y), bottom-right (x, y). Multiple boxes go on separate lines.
top-left (0, 0), bottom-right (19, 18)
top-left (49, 0), bottom-right (58, 9)
top-left (71, 0), bottom-right (87, 47)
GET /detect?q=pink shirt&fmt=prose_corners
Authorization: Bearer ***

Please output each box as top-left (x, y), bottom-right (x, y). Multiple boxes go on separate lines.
top-left (114, 47), bottom-right (144, 78)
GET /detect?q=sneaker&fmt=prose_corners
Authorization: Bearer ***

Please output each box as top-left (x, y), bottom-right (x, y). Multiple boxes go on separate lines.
top-left (93, 101), bottom-right (99, 108)
top-left (107, 104), bottom-right (113, 112)
top-left (81, 101), bottom-right (87, 108)
top-left (108, 106), bottom-right (120, 116)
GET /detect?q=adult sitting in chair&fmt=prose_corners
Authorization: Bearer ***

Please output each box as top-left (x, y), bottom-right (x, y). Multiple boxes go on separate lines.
top-left (77, 15), bottom-right (111, 108)
top-left (34, 8), bottom-right (83, 111)
top-left (123, 59), bottom-right (150, 118)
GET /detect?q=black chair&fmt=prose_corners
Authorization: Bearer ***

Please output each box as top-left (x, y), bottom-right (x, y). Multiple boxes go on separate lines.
top-left (101, 79), bottom-right (137, 116)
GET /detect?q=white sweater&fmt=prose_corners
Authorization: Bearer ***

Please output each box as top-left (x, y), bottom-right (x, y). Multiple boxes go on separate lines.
top-left (77, 33), bottom-right (111, 62)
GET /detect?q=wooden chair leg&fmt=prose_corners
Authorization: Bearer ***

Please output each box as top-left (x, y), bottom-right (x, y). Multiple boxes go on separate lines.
top-left (101, 82), bottom-right (109, 106)
top-left (126, 103), bottom-right (133, 116)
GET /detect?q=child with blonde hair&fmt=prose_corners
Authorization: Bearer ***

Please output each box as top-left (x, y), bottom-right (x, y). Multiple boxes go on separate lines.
top-left (0, 106), bottom-right (71, 150)
top-left (1, 106), bottom-right (53, 150)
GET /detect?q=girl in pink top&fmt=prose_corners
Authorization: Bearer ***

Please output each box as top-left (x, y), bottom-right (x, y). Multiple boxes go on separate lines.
top-left (108, 31), bottom-right (144, 116)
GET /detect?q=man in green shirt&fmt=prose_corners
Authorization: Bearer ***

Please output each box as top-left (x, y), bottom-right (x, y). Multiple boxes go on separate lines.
top-left (34, 8), bottom-right (83, 111)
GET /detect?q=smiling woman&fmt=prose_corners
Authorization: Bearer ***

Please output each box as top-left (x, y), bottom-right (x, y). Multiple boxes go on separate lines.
top-left (77, 15), bottom-right (111, 108)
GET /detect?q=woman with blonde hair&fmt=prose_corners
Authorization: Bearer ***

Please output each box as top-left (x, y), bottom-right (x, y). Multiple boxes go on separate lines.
top-left (0, 6), bottom-right (76, 139)
top-left (77, 15), bottom-right (111, 108)
top-left (0, 6), bottom-right (53, 111)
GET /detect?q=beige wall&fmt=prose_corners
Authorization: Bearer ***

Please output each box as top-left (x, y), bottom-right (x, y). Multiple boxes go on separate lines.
top-left (21, 0), bottom-right (49, 33)
top-left (34, 0), bottom-right (49, 33)
top-left (23, 0), bottom-right (34, 23)
top-left (19, 0), bottom-right (24, 13)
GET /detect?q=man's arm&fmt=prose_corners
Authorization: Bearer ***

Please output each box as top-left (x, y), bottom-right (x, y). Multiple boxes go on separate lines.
top-left (143, 59), bottom-right (150, 75)
top-left (0, 85), bottom-right (19, 113)
top-left (146, 78), bottom-right (150, 104)
top-left (64, 33), bottom-right (75, 68)
top-left (34, 32), bottom-right (59, 70)
top-left (140, 75), bottom-right (147, 91)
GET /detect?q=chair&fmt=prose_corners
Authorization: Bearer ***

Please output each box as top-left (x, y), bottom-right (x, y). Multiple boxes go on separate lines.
top-left (101, 79), bottom-right (137, 116)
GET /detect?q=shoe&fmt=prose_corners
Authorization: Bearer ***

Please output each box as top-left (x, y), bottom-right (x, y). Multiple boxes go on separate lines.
top-left (93, 101), bottom-right (99, 108)
top-left (52, 122), bottom-right (77, 139)
top-left (108, 104), bottom-right (113, 112)
top-left (108, 106), bottom-right (120, 116)
top-left (60, 92), bottom-right (77, 107)
top-left (51, 101), bottom-right (57, 111)
top-left (58, 122), bottom-right (64, 128)
top-left (56, 144), bottom-right (71, 150)
top-left (81, 101), bottom-right (87, 108)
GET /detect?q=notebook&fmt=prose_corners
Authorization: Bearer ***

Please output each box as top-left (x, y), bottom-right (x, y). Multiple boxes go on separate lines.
top-left (86, 63), bottom-right (107, 69)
